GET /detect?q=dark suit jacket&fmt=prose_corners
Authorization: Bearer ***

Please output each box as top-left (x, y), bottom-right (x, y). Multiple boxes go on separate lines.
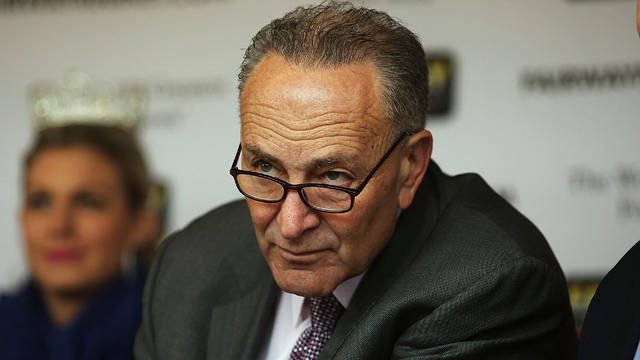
top-left (134, 162), bottom-right (577, 359)
top-left (578, 241), bottom-right (640, 360)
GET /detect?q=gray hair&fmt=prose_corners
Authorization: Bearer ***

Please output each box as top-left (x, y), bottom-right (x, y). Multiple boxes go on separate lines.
top-left (238, 1), bottom-right (429, 136)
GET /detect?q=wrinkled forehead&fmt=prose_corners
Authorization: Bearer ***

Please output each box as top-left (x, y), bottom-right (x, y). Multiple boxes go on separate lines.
top-left (239, 53), bottom-right (391, 157)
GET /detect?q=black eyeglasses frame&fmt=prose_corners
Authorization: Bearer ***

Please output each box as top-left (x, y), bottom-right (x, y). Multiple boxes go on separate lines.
top-left (229, 134), bottom-right (407, 214)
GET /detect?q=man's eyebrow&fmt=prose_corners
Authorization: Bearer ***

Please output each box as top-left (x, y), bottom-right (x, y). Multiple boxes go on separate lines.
top-left (310, 153), bottom-right (365, 173)
top-left (311, 156), bottom-right (345, 169)
top-left (242, 144), bottom-right (284, 168)
top-left (243, 144), bottom-right (364, 172)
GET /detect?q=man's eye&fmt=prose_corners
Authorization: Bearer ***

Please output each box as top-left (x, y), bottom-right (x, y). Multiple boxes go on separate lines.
top-left (323, 171), bottom-right (351, 185)
top-left (325, 171), bottom-right (341, 181)
top-left (258, 161), bottom-right (274, 174)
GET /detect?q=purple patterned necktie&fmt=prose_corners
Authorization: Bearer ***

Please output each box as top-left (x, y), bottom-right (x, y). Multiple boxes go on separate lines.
top-left (289, 295), bottom-right (345, 360)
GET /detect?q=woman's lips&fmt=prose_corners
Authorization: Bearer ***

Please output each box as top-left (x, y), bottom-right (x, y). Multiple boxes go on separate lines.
top-left (45, 249), bottom-right (81, 263)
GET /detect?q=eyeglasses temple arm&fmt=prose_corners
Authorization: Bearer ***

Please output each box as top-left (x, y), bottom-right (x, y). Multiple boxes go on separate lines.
top-left (355, 135), bottom-right (407, 193)
top-left (231, 143), bottom-right (242, 170)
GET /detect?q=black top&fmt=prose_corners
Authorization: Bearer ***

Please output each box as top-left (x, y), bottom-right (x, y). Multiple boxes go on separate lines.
top-left (0, 268), bottom-right (145, 360)
top-left (579, 240), bottom-right (640, 360)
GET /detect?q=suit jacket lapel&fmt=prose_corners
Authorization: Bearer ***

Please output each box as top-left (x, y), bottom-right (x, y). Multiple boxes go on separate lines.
top-left (319, 163), bottom-right (443, 359)
top-left (205, 279), bottom-right (278, 360)
top-left (205, 230), bottom-right (280, 360)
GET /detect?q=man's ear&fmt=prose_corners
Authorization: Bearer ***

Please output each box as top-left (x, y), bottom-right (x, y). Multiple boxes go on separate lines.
top-left (397, 130), bottom-right (432, 210)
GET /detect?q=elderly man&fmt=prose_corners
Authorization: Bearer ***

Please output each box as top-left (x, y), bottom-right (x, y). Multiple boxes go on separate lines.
top-left (135, 2), bottom-right (577, 359)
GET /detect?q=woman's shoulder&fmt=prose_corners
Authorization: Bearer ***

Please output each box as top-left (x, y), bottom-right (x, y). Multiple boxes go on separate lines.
top-left (1, 282), bottom-right (44, 322)
top-left (0, 282), bottom-right (49, 358)
top-left (1, 282), bottom-right (36, 328)
top-left (1, 282), bottom-right (33, 310)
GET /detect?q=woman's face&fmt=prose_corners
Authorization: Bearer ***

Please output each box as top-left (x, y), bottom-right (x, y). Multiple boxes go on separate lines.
top-left (22, 146), bottom-right (140, 294)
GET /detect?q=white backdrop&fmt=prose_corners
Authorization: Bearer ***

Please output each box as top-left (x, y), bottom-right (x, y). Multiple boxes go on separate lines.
top-left (1, 0), bottom-right (639, 290)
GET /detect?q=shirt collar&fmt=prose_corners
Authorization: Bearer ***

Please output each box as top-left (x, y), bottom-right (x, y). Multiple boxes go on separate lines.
top-left (333, 272), bottom-right (365, 308)
top-left (287, 272), bottom-right (366, 327)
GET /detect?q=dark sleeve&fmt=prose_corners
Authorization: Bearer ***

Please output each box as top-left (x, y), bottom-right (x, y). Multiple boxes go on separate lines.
top-left (578, 241), bottom-right (640, 360)
top-left (391, 256), bottom-right (577, 359)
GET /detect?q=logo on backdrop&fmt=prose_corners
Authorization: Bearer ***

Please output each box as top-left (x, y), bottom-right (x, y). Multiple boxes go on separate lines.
top-left (426, 51), bottom-right (455, 118)
top-left (565, 0), bottom-right (633, 3)
top-left (520, 62), bottom-right (640, 93)
top-left (569, 165), bottom-right (640, 223)
top-left (28, 72), bottom-right (229, 129)
top-left (1, 0), bottom-right (226, 12)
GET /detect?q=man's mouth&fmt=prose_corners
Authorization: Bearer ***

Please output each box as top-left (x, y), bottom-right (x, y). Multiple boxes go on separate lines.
top-left (277, 246), bottom-right (327, 263)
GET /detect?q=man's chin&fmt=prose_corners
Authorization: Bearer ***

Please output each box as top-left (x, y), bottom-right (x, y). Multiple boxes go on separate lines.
top-left (272, 268), bottom-right (339, 298)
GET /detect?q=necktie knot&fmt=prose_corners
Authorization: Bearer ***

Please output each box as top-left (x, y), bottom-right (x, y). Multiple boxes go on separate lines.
top-left (309, 295), bottom-right (344, 333)
top-left (289, 294), bottom-right (344, 360)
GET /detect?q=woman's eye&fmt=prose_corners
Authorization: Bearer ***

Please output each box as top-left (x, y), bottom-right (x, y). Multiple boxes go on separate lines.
top-left (26, 192), bottom-right (51, 210)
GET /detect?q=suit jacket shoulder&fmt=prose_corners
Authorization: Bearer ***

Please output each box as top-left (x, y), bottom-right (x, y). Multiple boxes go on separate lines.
top-left (321, 162), bottom-right (577, 359)
top-left (135, 200), bottom-right (279, 360)
top-left (136, 162), bottom-right (577, 360)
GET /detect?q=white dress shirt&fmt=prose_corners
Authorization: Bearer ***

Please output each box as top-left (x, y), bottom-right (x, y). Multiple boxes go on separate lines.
top-left (258, 273), bottom-right (365, 360)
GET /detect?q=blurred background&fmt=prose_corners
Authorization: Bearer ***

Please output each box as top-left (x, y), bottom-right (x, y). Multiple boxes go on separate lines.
top-left (1, 0), bottom-right (638, 332)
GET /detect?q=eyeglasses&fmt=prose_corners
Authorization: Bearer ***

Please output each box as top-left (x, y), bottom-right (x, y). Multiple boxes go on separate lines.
top-left (229, 135), bottom-right (406, 214)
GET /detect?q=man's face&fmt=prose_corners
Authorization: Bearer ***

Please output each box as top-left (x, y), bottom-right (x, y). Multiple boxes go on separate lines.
top-left (240, 53), bottom-right (405, 297)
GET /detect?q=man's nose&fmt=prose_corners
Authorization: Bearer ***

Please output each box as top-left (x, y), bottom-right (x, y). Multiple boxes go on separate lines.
top-left (276, 189), bottom-right (321, 240)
